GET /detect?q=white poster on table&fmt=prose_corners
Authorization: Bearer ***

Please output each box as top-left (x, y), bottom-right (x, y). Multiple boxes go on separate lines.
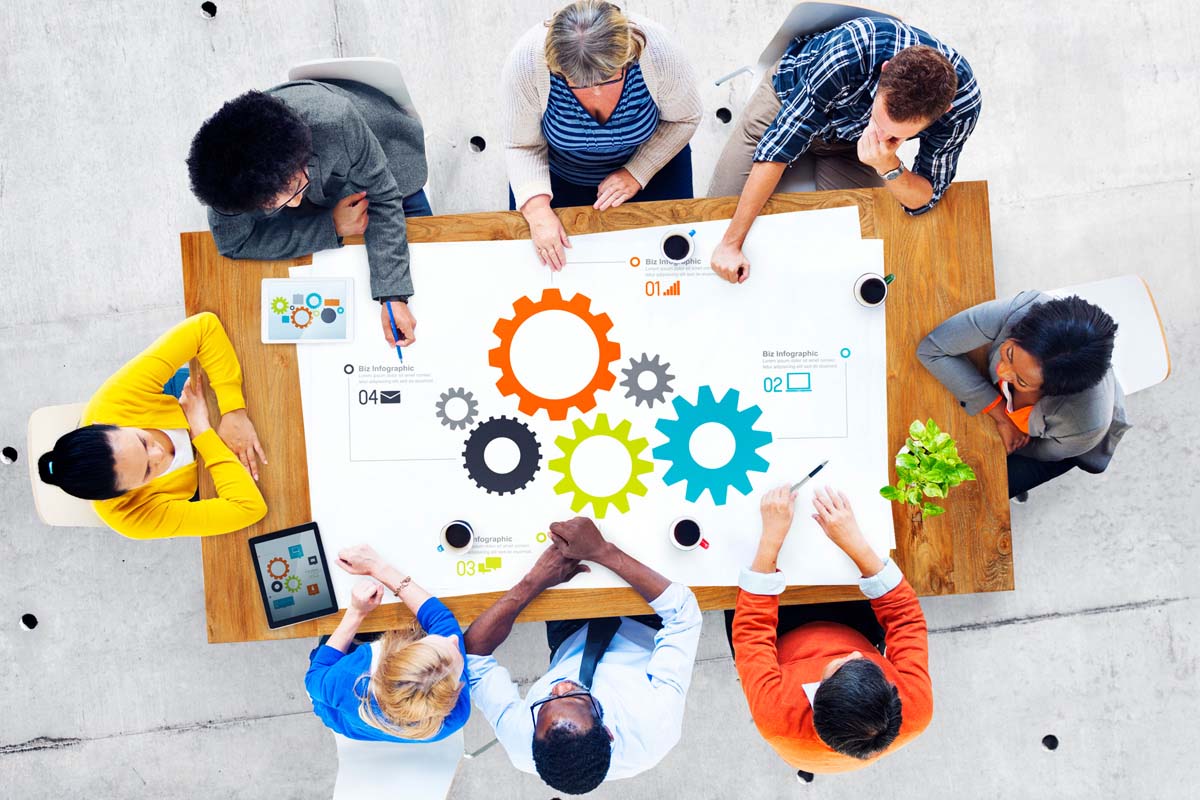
top-left (292, 207), bottom-right (894, 602)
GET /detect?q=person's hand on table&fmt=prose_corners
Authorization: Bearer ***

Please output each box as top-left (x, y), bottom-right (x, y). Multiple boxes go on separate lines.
top-left (216, 408), bottom-right (267, 481)
top-left (526, 544), bottom-right (590, 590)
top-left (856, 118), bottom-right (903, 175)
top-left (749, 484), bottom-right (796, 573)
top-left (380, 300), bottom-right (417, 347)
top-left (337, 544), bottom-right (386, 577)
top-left (333, 191), bottom-right (370, 237)
top-left (812, 486), bottom-right (884, 577)
top-left (710, 239), bottom-right (750, 284)
top-left (548, 517), bottom-right (613, 562)
top-left (179, 373), bottom-right (213, 438)
top-left (987, 406), bottom-right (1029, 454)
top-left (521, 195), bottom-right (571, 271)
top-left (594, 168), bottom-right (642, 211)
top-left (349, 579), bottom-right (384, 617)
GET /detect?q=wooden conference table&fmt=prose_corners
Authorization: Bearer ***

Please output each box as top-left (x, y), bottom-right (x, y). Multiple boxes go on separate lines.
top-left (182, 181), bottom-right (1011, 643)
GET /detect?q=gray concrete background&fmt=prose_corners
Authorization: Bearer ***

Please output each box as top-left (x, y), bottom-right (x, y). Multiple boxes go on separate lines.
top-left (1, 1), bottom-right (1196, 797)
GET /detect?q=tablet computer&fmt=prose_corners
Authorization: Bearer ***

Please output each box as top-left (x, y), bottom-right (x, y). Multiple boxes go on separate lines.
top-left (248, 522), bottom-right (340, 629)
top-left (261, 277), bottom-right (354, 343)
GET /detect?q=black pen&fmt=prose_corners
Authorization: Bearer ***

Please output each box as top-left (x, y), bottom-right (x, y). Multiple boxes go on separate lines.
top-left (791, 459), bottom-right (829, 492)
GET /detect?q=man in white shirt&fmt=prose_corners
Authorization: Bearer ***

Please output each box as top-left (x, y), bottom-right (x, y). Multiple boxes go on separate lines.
top-left (465, 517), bottom-right (702, 794)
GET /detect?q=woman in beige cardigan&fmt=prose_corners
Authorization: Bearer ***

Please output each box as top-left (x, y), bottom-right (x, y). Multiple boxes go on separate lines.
top-left (502, 1), bottom-right (702, 270)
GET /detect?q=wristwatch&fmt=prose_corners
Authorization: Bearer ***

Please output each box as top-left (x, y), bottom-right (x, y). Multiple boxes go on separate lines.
top-left (879, 162), bottom-right (905, 181)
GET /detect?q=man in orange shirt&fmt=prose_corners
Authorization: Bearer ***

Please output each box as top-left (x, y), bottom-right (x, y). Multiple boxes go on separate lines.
top-left (730, 485), bottom-right (933, 778)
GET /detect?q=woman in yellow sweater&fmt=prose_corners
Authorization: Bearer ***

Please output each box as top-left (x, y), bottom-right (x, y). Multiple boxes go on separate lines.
top-left (36, 312), bottom-right (268, 539)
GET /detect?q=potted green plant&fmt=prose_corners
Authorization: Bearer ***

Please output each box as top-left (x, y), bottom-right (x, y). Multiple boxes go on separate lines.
top-left (880, 419), bottom-right (976, 519)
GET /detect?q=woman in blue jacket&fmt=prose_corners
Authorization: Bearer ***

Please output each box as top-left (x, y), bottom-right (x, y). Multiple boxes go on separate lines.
top-left (305, 544), bottom-right (469, 741)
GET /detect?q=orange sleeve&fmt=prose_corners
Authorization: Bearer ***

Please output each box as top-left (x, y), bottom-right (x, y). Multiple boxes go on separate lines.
top-left (869, 579), bottom-right (934, 731)
top-left (981, 394), bottom-right (1003, 414)
top-left (732, 590), bottom-right (808, 738)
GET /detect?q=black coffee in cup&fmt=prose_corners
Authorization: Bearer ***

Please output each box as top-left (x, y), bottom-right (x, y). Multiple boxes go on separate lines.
top-left (445, 522), bottom-right (472, 549)
top-left (859, 277), bottom-right (887, 305)
top-left (662, 233), bottom-right (691, 261)
top-left (672, 518), bottom-right (701, 547)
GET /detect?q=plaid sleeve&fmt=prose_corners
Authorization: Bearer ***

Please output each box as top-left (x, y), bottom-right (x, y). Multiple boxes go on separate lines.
top-left (906, 101), bottom-right (980, 215)
top-left (754, 28), bottom-right (865, 164)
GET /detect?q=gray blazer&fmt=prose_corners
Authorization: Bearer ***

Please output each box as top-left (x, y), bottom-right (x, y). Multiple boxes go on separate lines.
top-left (207, 79), bottom-right (427, 299)
top-left (916, 290), bottom-right (1130, 472)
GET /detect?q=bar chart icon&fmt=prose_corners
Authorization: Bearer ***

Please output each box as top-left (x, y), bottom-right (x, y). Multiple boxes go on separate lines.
top-left (662, 280), bottom-right (681, 297)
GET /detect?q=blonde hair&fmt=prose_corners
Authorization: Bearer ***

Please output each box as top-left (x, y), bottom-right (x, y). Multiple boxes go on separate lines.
top-left (357, 622), bottom-right (463, 740)
top-left (544, 0), bottom-right (646, 87)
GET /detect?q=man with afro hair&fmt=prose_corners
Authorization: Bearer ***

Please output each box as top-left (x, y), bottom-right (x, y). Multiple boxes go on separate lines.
top-left (188, 79), bottom-right (429, 348)
top-left (466, 517), bottom-right (702, 794)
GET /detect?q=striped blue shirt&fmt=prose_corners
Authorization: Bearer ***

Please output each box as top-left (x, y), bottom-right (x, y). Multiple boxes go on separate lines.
top-left (755, 17), bottom-right (982, 215)
top-left (542, 62), bottom-right (660, 186)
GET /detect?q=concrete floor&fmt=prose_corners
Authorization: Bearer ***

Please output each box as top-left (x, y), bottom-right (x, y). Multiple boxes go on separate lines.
top-left (1, 0), bottom-right (1197, 797)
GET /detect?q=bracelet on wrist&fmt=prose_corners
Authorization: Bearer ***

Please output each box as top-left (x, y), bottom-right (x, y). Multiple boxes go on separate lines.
top-left (390, 575), bottom-right (412, 598)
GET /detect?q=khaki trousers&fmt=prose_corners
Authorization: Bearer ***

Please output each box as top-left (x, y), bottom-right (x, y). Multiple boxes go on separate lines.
top-left (707, 63), bottom-right (885, 197)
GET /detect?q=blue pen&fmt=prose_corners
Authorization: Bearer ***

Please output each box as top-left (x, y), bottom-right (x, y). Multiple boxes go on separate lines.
top-left (385, 302), bottom-right (404, 362)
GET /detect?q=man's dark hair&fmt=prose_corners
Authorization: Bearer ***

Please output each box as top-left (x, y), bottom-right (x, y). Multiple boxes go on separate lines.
top-left (812, 658), bottom-right (903, 760)
top-left (1010, 295), bottom-right (1118, 396)
top-left (531, 721), bottom-right (612, 795)
top-left (878, 45), bottom-right (958, 123)
top-left (186, 90), bottom-right (312, 214)
top-left (37, 425), bottom-right (123, 501)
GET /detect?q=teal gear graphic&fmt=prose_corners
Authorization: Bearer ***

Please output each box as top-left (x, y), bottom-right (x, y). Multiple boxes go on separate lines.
top-left (270, 296), bottom-right (289, 315)
top-left (548, 414), bottom-right (653, 518)
top-left (284, 575), bottom-right (303, 593)
top-left (306, 292), bottom-right (323, 309)
top-left (653, 386), bottom-right (773, 505)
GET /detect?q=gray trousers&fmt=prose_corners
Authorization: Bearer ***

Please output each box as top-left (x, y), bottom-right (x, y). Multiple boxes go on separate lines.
top-left (707, 63), bottom-right (884, 197)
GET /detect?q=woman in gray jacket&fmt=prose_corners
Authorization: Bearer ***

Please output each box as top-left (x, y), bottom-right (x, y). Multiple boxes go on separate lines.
top-left (917, 292), bottom-right (1128, 499)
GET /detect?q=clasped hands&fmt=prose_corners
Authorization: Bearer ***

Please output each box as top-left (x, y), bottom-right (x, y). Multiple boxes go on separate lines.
top-left (523, 517), bottom-right (617, 591)
top-left (179, 370), bottom-right (267, 481)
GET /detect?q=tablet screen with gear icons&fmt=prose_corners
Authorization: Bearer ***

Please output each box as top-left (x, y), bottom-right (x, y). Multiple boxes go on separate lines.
top-left (261, 278), bottom-right (353, 343)
top-left (249, 523), bottom-right (339, 628)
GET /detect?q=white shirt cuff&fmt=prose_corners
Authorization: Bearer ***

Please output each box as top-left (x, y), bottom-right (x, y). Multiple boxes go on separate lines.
top-left (858, 558), bottom-right (904, 599)
top-left (738, 567), bottom-right (787, 596)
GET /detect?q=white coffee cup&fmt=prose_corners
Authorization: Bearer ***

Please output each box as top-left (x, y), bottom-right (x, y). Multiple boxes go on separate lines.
top-left (853, 273), bottom-right (893, 307)
top-left (439, 520), bottom-right (474, 554)
top-left (669, 516), bottom-right (709, 551)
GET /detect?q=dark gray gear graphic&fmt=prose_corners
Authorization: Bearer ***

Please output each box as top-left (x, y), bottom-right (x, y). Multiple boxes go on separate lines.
top-left (619, 352), bottom-right (676, 408)
top-left (435, 386), bottom-right (479, 430)
top-left (462, 416), bottom-right (541, 495)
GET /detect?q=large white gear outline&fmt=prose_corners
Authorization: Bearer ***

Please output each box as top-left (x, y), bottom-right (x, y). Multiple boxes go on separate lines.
top-left (435, 387), bottom-right (479, 431)
top-left (619, 352), bottom-right (676, 408)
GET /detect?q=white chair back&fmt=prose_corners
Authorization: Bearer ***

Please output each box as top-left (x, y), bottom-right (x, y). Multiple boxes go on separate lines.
top-left (1048, 275), bottom-right (1171, 395)
top-left (26, 403), bottom-right (105, 527)
top-left (332, 730), bottom-right (463, 800)
top-left (288, 57), bottom-right (422, 124)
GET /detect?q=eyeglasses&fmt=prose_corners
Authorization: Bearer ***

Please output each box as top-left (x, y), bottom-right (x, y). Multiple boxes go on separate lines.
top-left (529, 688), bottom-right (604, 727)
top-left (564, 66), bottom-right (627, 90)
top-left (264, 169), bottom-right (310, 217)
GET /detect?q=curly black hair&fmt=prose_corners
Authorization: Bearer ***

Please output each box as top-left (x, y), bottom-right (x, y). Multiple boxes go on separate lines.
top-left (532, 720), bottom-right (612, 795)
top-left (187, 90), bottom-right (312, 214)
top-left (812, 658), bottom-right (903, 760)
top-left (1009, 295), bottom-right (1118, 396)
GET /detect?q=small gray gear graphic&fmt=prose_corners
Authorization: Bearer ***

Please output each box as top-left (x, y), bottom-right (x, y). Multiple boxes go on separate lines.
top-left (435, 387), bottom-right (479, 430)
top-left (619, 352), bottom-right (676, 408)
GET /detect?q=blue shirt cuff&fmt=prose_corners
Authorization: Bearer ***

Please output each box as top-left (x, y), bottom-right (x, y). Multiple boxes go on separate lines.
top-left (738, 567), bottom-right (787, 596)
top-left (858, 558), bottom-right (904, 599)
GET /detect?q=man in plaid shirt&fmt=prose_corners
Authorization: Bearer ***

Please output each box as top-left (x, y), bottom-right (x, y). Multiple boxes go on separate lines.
top-left (708, 16), bottom-right (981, 284)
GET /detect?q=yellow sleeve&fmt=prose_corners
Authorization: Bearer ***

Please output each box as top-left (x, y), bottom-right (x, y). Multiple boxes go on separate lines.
top-left (100, 312), bottom-right (247, 415)
top-left (99, 430), bottom-right (267, 539)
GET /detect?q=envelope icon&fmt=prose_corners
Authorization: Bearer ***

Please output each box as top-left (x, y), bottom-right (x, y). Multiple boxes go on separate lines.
top-left (380, 390), bottom-right (402, 404)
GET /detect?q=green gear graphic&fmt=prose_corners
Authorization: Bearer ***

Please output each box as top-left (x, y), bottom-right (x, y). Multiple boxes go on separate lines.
top-left (270, 296), bottom-right (289, 315)
top-left (284, 575), bottom-right (303, 593)
top-left (548, 413), bottom-right (653, 518)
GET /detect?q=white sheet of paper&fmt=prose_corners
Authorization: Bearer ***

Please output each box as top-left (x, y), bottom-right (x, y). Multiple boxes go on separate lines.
top-left (294, 207), bottom-right (894, 601)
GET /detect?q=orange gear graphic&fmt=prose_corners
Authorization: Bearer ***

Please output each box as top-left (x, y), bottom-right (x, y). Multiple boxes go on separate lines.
top-left (291, 307), bottom-right (314, 329)
top-left (488, 289), bottom-right (621, 421)
top-left (266, 557), bottom-right (290, 579)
